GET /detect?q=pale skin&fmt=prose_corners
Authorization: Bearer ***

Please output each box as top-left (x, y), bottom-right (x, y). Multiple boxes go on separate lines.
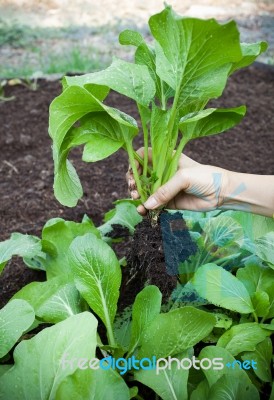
top-left (126, 147), bottom-right (274, 218)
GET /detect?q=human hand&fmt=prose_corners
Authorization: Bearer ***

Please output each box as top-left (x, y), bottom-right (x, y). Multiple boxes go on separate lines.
top-left (126, 147), bottom-right (229, 215)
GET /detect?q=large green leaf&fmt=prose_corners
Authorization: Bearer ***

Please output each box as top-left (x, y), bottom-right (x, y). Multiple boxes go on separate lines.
top-left (128, 285), bottom-right (162, 354)
top-left (217, 322), bottom-right (272, 356)
top-left (0, 299), bottom-right (35, 358)
top-left (255, 232), bottom-right (274, 267)
top-left (41, 217), bottom-right (100, 279)
top-left (149, 7), bottom-right (242, 111)
top-left (0, 312), bottom-right (98, 400)
top-left (56, 366), bottom-right (130, 400)
top-left (138, 307), bottom-right (215, 359)
top-left (179, 106), bottom-right (246, 142)
top-left (12, 276), bottom-right (86, 324)
top-left (68, 233), bottom-right (121, 343)
top-left (0, 233), bottom-right (42, 274)
top-left (192, 263), bottom-right (254, 314)
top-left (63, 58), bottom-right (155, 107)
top-left (135, 351), bottom-right (189, 400)
top-left (241, 337), bottom-right (272, 382)
top-left (49, 86), bottom-right (138, 207)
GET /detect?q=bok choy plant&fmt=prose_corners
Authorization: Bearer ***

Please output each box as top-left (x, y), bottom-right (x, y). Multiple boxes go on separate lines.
top-left (49, 6), bottom-right (267, 209)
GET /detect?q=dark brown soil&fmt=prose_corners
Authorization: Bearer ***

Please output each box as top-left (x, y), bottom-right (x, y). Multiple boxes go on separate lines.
top-left (1, 63), bottom-right (274, 308)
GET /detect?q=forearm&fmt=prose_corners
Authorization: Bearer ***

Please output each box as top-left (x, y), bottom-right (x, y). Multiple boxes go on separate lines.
top-left (220, 171), bottom-right (274, 218)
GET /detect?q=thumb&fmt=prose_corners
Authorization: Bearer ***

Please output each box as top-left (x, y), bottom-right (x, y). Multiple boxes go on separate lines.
top-left (142, 170), bottom-right (189, 210)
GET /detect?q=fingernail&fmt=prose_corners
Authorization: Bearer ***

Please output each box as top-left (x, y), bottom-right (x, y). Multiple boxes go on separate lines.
top-left (144, 197), bottom-right (158, 209)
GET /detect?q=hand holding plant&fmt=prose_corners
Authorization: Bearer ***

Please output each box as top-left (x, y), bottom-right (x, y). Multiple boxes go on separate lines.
top-left (127, 147), bottom-right (229, 215)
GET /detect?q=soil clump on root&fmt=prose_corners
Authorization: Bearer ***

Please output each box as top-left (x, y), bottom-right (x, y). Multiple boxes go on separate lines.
top-left (120, 212), bottom-right (198, 309)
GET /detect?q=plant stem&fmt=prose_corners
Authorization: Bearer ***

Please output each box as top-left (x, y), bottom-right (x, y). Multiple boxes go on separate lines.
top-left (163, 136), bottom-right (188, 184)
top-left (134, 151), bottom-right (152, 175)
top-left (253, 312), bottom-right (259, 323)
top-left (137, 104), bottom-right (149, 178)
top-left (126, 142), bottom-right (146, 203)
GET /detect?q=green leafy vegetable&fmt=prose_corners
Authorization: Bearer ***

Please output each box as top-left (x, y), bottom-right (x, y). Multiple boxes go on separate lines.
top-left (49, 5), bottom-right (267, 206)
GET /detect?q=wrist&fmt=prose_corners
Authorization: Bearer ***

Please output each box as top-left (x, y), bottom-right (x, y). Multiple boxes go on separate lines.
top-left (220, 170), bottom-right (274, 218)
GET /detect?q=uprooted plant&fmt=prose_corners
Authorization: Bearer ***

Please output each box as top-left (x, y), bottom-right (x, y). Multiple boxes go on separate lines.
top-left (49, 5), bottom-right (267, 218)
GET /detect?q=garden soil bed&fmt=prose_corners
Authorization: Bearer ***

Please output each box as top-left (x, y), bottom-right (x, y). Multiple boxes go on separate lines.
top-left (0, 63), bottom-right (274, 308)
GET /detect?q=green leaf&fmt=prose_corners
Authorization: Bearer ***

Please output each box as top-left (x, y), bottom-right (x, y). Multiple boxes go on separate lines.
top-left (208, 374), bottom-right (259, 400)
top-left (179, 106), bottom-right (246, 142)
top-left (68, 233), bottom-right (121, 344)
top-left (149, 7), bottom-right (243, 110)
top-left (41, 218), bottom-right (100, 279)
top-left (114, 307), bottom-right (132, 350)
top-left (119, 29), bottom-right (143, 47)
top-left (202, 216), bottom-right (244, 248)
top-left (56, 366), bottom-right (130, 400)
top-left (49, 86), bottom-right (102, 150)
top-left (12, 276), bottom-right (86, 324)
top-left (190, 380), bottom-right (210, 400)
top-left (199, 345), bottom-right (255, 387)
top-left (214, 313), bottom-right (233, 330)
top-left (0, 299), bottom-right (35, 358)
top-left (135, 351), bottom-right (189, 400)
top-left (99, 199), bottom-right (142, 237)
top-left (138, 307), bottom-right (215, 359)
top-left (0, 365), bottom-right (11, 378)
top-left (49, 85), bottom-right (138, 207)
top-left (241, 337), bottom-right (272, 382)
top-left (120, 29), bottom-right (174, 105)
top-left (255, 232), bottom-right (274, 267)
top-left (230, 41), bottom-right (268, 74)
top-left (236, 264), bottom-right (274, 295)
top-left (251, 291), bottom-right (270, 318)
top-left (71, 111), bottom-right (137, 163)
top-left (217, 322), bottom-right (271, 356)
top-left (0, 312), bottom-right (98, 400)
top-left (63, 58), bottom-right (155, 107)
top-left (192, 263), bottom-right (254, 314)
top-left (0, 233), bottom-right (42, 274)
top-left (129, 286), bottom-right (162, 354)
